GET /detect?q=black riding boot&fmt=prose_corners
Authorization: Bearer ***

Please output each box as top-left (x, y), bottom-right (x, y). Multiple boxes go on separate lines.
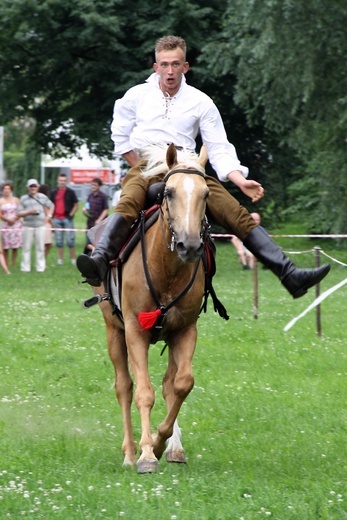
top-left (243, 226), bottom-right (331, 299)
top-left (77, 213), bottom-right (131, 286)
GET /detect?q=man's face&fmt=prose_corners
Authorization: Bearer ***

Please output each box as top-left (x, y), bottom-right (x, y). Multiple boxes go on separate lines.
top-left (58, 176), bottom-right (67, 189)
top-left (91, 182), bottom-right (100, 193)
top-left (27, 184), bottom-right (39, 195)
top-left (153, 48), bottom-right (189, 96)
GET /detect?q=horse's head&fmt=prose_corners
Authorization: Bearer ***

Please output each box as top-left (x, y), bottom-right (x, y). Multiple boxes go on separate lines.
top-left (163, 144), bottom-right (210, 263)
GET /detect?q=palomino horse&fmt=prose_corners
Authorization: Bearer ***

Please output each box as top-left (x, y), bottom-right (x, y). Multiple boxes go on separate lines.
top-left (95, 144), bottom-right (210, 473)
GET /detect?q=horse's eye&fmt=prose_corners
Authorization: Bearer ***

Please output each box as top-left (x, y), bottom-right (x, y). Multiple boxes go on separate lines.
top-left (164, 188), bottom-right (173, 200)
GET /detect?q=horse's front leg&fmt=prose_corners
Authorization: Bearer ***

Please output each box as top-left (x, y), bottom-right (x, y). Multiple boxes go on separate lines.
top-left (126, 326), bottom-right (158, 474)
top-left (106, 320), bottom-right (137, 468)
top-left (165, 419), bottom-right (186, 463)
top-left (153, 325), bottom-right (197, 461)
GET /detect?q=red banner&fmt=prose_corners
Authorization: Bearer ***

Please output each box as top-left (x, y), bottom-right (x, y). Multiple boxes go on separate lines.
top-left (70, 168), bottom-right (112, 184)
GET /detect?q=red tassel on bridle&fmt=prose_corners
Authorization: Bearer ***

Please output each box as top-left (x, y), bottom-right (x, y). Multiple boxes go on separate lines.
top-left (138, 308), bottom-right (162, 330)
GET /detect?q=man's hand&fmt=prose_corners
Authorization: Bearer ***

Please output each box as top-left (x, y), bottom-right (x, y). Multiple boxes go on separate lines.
top-left (239, 180), bottom-right (264, 202)
top-left (227, 170), bottom-right (265, 203)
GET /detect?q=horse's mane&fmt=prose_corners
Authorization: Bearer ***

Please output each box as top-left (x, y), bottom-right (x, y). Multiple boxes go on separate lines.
top-left (139, 144), bottom-right (206, 178)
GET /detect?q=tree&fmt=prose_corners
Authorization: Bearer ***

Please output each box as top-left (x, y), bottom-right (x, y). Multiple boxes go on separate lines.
top-left (0, 0), bottom-right (306, 228)
top-left (0, 0), bottom-right (224, 157)
top-left (3, 119), bottom-right (40, 197)
top-left (199, 0), bottom-right (347, 233)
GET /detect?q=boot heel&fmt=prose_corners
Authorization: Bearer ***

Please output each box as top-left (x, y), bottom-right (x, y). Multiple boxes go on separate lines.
top-left (76, 254), bottom-right (102, 286)
top-left (292, 287), bottom-right (308, 299)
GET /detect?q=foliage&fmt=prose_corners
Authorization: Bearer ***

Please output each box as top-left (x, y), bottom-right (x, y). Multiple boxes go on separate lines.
top-left (199, 0), bottom-right (347, 233)
top-left (0, 0), bottom-right (223, 157)
top-left (0, 224), bottom-right (346, 518)
top-left (1, 0), bottom-right (346, 232)
top-left (3, 119), bottom-right (41, 196)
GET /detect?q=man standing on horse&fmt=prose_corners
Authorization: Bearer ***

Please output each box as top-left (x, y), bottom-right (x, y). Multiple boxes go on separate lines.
top-left (77, 35), bottom-right (330, 297)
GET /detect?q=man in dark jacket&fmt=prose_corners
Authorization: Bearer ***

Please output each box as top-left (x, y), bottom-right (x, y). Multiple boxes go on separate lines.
top-left (82, 177), bottom-right (109, 255)
top-left (51, 173), bottom-right (79, 265)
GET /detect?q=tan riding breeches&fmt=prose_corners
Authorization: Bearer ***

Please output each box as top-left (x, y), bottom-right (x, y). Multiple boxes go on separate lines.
top-left (115, 166), bottom-right (257, 241)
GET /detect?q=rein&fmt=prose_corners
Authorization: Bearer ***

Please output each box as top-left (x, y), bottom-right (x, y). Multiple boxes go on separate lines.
top-left (139, 210), bottom-right (202, 339)
top-left (138, 166), bottom-right (206, 338)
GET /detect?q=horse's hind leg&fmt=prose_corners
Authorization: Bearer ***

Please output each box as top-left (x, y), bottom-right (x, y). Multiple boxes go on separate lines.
top-left (107, 324), bottom-right (137, 467)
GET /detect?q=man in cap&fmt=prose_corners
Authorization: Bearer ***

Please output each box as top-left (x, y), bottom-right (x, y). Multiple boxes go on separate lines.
top-left (17, 179), bottom-right (54, 272)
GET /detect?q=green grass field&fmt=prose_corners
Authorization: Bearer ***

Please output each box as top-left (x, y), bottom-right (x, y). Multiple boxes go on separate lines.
top-left (0, 218), bottom-right (346, 519)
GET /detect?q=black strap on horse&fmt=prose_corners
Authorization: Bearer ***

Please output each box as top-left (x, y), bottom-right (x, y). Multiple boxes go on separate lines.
top-left (140, 209), bottom-right (202, 344)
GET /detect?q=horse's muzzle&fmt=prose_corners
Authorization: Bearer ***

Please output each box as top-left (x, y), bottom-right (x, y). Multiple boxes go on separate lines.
top-left (176, 240), bottom-right (204, 263)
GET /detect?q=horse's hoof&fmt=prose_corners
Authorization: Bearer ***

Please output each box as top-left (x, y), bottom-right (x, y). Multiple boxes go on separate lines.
top-left (123, 456), bottom-right (137, 469)
top-left (166, 449), bottom-right (187, 464)
top-left (137, 459), bottom-right (159, 474)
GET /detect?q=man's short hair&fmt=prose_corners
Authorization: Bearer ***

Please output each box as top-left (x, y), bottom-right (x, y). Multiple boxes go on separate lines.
top-left (155, 36), bottom-right (187, 60)
top-left (91, 177), bottom-right (103, 186)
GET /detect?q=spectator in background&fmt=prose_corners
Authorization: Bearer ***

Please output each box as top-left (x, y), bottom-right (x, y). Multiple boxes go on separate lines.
top-left (50, 173), bottom-right (79, 265)
top-left (82, 178), bottom-right (109, 255)
top-left (0, 181), bottom-right (22, 268)
top-left (17, 179), bottom-right (54, 272)
top-left (231, 212), bottom-right (261, 270)
top-left (111, 172), bottom-right (126, 208)
top-left (38, 184), bottom-right (55, 259)
top-left (0, 243), bottom-right (10, 274)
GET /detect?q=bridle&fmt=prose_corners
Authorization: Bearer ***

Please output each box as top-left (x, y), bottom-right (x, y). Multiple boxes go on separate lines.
top-left (138, 166), bottom-right (210, 342)
top-left (161, 167), bottom-right (207, 251)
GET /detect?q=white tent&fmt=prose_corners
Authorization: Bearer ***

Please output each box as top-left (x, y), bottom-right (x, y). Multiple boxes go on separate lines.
top-left (41, 145), bottom-right (124, 184)
top-left (42, 144), bottom-right (111, 169)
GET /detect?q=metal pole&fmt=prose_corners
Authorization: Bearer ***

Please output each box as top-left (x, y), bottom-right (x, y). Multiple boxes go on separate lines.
top-left (253, 258), bottom-right (258, 319)
top-left (314, 246), bottom-right (322, 337)
top-left (40, 154), bottom-right (45, 185)
top-left (0, 126), bottom-right (4, 183)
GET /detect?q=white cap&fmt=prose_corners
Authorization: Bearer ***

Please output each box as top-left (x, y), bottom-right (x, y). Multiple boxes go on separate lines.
top-left (26, 179), bottom-right (39, 187)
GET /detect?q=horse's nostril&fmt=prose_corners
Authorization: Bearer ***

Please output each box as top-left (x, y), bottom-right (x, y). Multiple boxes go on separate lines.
top-left (177, 241), bottom-right (203, 260)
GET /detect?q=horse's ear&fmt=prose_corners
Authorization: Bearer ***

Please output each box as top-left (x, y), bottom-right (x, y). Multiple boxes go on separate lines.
top-left (166, 143), bottom-right (178, 169)
top-left (198, 144), bottom-right (208, 168)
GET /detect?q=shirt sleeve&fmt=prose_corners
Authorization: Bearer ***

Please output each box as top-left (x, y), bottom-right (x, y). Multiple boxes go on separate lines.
top-left (18, 196), bottom-right (25, 212)
top-left (45, 198), bottom-right (54, 209)
top-left (71, 189), bottom-right (79, 204)
top-left (103, 193), bottom-right (109, 209)
top-left (110, 87), bottom-right (138, 155)
top-left (199, 104), bottom-right (249, 182)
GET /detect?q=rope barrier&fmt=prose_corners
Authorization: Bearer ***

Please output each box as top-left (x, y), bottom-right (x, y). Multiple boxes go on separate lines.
top-left (1, 224), bottom-right (346, 334)
top-left (282, 249), bottom-right (315, 255)
top-left (211, 233), bottom-right (347, 239)
top-left (0, 227), bottom-right (87, 233)
top-left (2, 228), bottom-right (347, 240)
top-left (319, 250), bottom-right (347, 267)
top-left (280, 246), bottom-right (347, 334)
top-left (284, 278), bottom-right (347, 332)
